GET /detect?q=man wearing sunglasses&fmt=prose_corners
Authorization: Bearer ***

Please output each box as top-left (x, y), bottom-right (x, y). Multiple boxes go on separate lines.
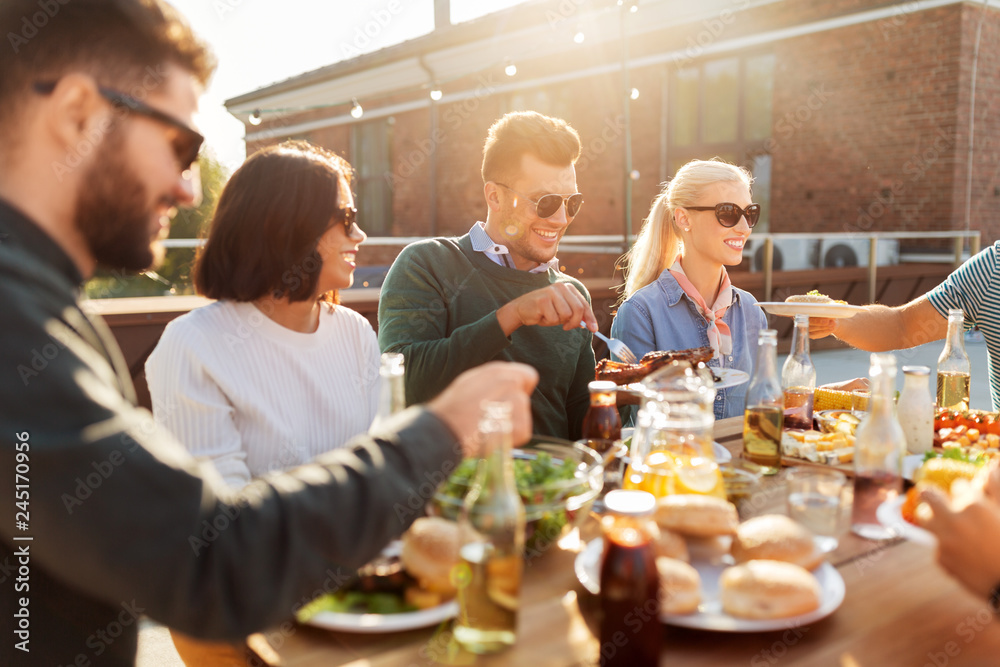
top-left (0, 2), bottom-right (540, 665)
top-left (379, 111), bottom-right (600, 441)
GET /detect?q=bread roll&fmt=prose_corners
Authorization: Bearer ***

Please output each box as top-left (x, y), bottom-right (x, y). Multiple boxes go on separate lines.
top-left (654, 526), bottom-right (689, 562)
top-left (654, 494), bottom-right (739, 537)
top-left (400, 517), bottom-right (461, 595)
top-left (730, 514), bottom-right (823, 570)
top-left (720, 560), bottom-right (821, 619)
top-left (656, 557), bottom-right (701, 614)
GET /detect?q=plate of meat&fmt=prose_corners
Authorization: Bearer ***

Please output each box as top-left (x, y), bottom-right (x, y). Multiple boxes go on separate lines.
top-left (596, 347), bottom-right (715, 385)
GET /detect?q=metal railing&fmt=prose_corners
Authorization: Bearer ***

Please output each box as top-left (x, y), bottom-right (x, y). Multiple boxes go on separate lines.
top-left (162, 230), bottom-right (982, 303)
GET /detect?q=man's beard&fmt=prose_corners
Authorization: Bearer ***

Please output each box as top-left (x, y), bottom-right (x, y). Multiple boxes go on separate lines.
top-left (74, 131), bottom-right (166, 272)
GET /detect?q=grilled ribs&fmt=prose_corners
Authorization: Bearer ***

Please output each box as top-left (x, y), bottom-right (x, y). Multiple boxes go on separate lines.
top-left (594, 346), bottom-right (715, 385)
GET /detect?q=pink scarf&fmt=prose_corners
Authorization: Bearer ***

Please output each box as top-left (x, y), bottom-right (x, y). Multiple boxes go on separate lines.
top-left (668, 261), bottom-right (733, 360)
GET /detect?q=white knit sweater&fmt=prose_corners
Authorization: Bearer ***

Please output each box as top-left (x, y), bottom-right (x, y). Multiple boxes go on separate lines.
top-left (145, 300), bottom-right (380, 489)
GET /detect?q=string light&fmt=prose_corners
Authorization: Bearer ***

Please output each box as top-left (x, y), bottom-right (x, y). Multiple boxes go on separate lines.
top-left (630, 87), bottom-right (640, 100)
top-left (573, 29), bottom-right (585, 43)
top-left (504, 59), bottom-right (517, 77)
top-left (430, 88), bottom-right (443, 101)
top-left (350, 98), bottom-right (364, 119)
top-left (248, 109), bottom-right (262, 126)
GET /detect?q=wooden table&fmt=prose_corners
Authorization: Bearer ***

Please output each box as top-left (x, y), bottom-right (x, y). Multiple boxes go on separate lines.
top-left (255, 417), bottom-right (1000, 666)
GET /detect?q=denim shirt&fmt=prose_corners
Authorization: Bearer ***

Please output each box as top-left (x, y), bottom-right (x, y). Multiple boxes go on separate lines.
top-left (610, 269), bottom-right (767, 420)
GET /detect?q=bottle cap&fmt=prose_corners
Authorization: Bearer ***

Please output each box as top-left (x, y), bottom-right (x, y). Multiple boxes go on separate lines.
top-left (588, 380), bottom-right (619, 393)
top-left (901, 365), bottom-right (930, 376)
top-left (603, 489), bottom-right (656, 516)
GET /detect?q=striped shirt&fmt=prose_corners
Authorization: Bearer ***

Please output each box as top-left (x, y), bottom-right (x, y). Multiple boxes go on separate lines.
top-left (469, 221), bottom-right (559, 273)
top-left (927, 241), bottom-right (1000, 409)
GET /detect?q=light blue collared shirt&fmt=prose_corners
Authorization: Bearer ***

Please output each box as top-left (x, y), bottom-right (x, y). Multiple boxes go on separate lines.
top-left (468, 222), bottom-right (559, 274)
top-left (611, 269), bottom-right (767, 420)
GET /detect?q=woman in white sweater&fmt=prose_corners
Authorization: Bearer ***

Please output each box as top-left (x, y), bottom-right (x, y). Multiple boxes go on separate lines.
top-left (146, 141), bottom-right (380, 489)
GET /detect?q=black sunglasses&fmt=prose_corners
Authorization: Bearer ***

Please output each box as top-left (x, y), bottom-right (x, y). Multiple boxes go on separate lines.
top-left (684, 202), bottom-right (761, 228)
top-left (334, 207), bottom-right (358, 234)
top-left (495, 182), bottom-right (584, 219)
top-left (33, 81), bottom-right (204, 170)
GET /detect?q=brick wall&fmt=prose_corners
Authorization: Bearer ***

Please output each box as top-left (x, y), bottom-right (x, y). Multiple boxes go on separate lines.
top-left (240, 0), bottom-right (998, 274)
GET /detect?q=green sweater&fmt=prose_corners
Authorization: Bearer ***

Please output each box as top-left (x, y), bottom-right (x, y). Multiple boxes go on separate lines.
top-left (378, 234), bottom-right (596, 441)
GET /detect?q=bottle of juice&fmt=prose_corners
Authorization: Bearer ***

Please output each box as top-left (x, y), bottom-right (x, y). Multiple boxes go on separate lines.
top-left (454, 402), bottom-right (525, 653)
top-left (781, 314), bottom-right (816, 430)
top-left (743, 329), bottom-right (784, 474)
top-left (937, 309), bottom-right (971, 410)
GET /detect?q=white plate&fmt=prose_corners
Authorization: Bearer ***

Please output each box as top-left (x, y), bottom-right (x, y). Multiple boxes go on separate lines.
top-left (575, 538), bottom-right (845, 632)
top-left (620, 428), bottom-right (732, 464)
top-left (758, 302), bottom-right (866, 319)
top-left (304, 600), bottom-right (459, 634)
top-left (714, 368), bottom-right (750, 390)
top-left (876, 495), bottom-right (937, 546)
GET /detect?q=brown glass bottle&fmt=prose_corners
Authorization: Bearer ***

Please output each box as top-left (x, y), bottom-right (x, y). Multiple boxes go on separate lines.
top-left (599, 490), bottom-right (660, 667)
top-left (582, 380), bottom-right (622, 442)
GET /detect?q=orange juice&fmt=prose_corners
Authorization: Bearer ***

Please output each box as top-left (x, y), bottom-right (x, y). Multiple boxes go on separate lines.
top-left (623, 451), bottom-right (725, 499)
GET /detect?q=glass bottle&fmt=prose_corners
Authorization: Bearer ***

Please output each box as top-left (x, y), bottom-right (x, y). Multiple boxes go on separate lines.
top-left (599, 489), bottom-right (660, 667)
top-left (368, 352), bottom-right (405, 432)
top-left (781, 314), bottom-right (817, 430)
top-left (743, 329), bottom-right (784, 475)
top-left (581, 380), bottom-right (625, 494)
top-left (897, 365), bottom-right (934, 454)
top-left (454, 402), bottom-right (525, 654)
top-left (851, 353), bottom-right (905, 540)
top-left (937, 309), bottom-right (971, 411)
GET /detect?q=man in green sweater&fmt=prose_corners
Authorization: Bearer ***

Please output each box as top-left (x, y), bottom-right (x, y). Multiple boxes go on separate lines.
top-left (379, 111), bottom-right (599, 441)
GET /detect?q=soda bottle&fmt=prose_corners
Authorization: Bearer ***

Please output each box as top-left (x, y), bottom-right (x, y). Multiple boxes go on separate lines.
top-left (599, 489), bottom-right (660, 667)
top-left (851, 353), bottom-right (905, 540)
top-left (454, 402), bottom-right (525, 653)
top-left (781, 314), bottom-right (816, 430)
top-left (937, 309), bottom-right (971, 410)
top-left (743, 329), bottom-right (784, 474)
top-left (582, 380), bottom-right (623, 442)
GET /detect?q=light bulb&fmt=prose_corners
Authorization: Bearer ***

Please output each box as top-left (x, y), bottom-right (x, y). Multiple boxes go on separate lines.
top-left (630, 88), bottom-right (640, 100)
top-left (573, 31), bottom-right (585, 44)
top-left (430, 88), bottom-right (443, 101)
top-left (248, 109), bottom-right (262, 126)
top-left (630, 3), bottom-right (638, 12)
top-left (504, 60), bottom-right (517, 77)
top-left (350, 98), bottom-right (364, 119)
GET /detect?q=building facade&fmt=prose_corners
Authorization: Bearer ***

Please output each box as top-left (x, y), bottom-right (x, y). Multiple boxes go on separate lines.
top-left (226, 0), bottom-right (1000, 278)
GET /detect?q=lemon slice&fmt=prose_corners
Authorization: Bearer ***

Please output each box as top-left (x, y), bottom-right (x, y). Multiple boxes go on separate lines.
top-left (674, 456), bottom-right (722, 495)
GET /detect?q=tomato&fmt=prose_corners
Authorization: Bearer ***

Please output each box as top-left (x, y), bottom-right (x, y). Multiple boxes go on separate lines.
top-left (937, 409), bottom-right (957, 430)
top-left (987, 414), bottom-right (1000, 436)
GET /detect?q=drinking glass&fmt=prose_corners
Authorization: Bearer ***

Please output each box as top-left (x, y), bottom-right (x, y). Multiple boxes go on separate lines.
top-left (786, 467), bottom-right (846, 552)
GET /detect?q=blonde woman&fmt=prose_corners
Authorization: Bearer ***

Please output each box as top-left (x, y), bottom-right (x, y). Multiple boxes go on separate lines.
top-left (611, 159), bottom-right (767, 419)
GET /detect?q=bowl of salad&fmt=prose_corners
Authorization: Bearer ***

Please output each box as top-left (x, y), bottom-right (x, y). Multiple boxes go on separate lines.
top-left (430, 437), bottom-right (603, 556)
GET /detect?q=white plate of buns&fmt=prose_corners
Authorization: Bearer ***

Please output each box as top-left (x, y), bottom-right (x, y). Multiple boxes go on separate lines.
top-left (575, 496), bottom-right (846, 632)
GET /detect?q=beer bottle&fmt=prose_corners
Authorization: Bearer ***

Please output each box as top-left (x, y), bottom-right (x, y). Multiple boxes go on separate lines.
top-left (454, 402), bottom-right (525, 653)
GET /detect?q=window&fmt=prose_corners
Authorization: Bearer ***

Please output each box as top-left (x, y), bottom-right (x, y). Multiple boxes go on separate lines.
top-left (666, 53), bottom-right (775, 229)
top-left (351, 118), bottom-right (394, 236)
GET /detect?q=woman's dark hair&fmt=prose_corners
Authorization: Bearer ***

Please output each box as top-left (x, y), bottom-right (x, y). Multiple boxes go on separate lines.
top-left (195, 140), bottom-right (354, 303)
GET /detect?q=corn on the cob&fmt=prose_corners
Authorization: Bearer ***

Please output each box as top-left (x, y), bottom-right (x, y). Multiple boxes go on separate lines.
top-left (813, 388), bottom-right (854, 411)
top-left (913, 457), bottom-right (978, 491)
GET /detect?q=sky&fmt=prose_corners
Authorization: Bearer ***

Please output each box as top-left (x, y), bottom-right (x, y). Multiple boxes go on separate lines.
top-left (168, 0), bottom-right (526, 173)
